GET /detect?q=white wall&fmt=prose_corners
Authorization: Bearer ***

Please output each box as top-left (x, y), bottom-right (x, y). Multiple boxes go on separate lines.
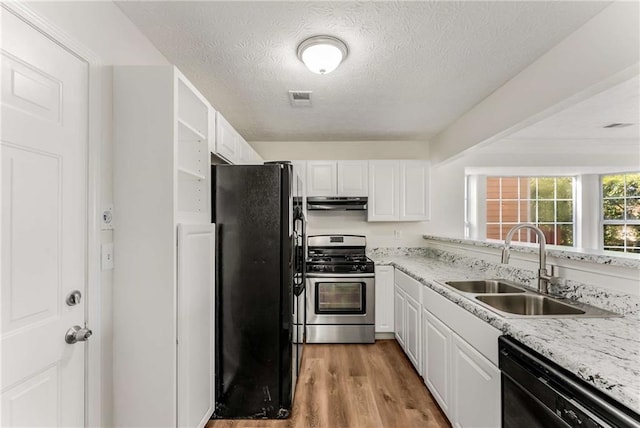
top-left (307, 211), bottom-right (428, 247)
top-left (22, 2), bottom-right (169, 426)
top-left (26, 1), bottom-right (169, 65)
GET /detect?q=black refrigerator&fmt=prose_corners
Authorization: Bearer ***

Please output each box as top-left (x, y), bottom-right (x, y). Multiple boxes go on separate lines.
top-left (211, 162), bottom-right (305, 419)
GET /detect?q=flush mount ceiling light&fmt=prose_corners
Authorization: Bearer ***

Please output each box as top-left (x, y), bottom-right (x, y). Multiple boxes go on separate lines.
top-left (297, 35), bottom-right (348, 75)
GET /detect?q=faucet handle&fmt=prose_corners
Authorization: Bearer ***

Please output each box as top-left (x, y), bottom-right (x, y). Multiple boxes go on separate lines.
top-left (540, 264), bottom-right (559, 284)
top-left (501, 247), bottom-right (511, 264)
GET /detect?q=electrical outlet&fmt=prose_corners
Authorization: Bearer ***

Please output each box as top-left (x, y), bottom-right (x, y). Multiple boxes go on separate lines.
top-left (102, 204), bottom-right (114, 230)
top-left (394, 230), bottom-right (402, 240)
top-left (101, 243), bottom-right (114, 270)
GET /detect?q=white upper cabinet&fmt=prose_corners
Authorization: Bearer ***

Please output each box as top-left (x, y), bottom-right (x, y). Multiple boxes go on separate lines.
top-left (291, 161), bottom-right (307, 188)
top-left (214, 112), bottom-right (237, 163)
top-left (369, 160), bottom-right (430, 222)
top-left (252, 148), bottom-right (264, 164)
top-left (337, 160), bottom-right (368, 196)
top-left (306, 161), bottom-right (338, 196)
top-left (400, 160), bottom-right (431, 221)
top-left (213, 111), bottom-right (260, 165)
top-left (306, 160), bottom-right (369, 197)
top-left (237, 134), bottom-right (253, 165)
top-left (368, 160), bottom-right (400, 221)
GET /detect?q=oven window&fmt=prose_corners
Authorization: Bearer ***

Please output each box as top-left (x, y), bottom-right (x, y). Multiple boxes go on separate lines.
top-left (315, 282), bottom-right (366, 314)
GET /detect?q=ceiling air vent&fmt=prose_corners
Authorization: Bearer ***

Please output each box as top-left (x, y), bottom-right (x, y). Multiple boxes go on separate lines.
top-left (602, 122), bottom-right (633, 129)
top-left (289, 90), bottom-right (312, 107)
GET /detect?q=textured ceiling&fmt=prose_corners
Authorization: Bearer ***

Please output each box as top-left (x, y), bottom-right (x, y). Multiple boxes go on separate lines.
top-left (480, 77), bottom-right (640, 155)
top-left (116, 1), bottom-right (611, 142)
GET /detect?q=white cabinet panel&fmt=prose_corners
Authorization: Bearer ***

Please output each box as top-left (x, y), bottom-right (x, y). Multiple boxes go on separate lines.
top-left (451, 333), bottom-right (501, 428)
top-left (389, 266), bottom-right (501, 428)
top-left (422, 284), bottom-right (501, 365)
top-left (214, 112), bottom-right (237, 163)
top-left (238, 136), bottom-right (253, 165)
top-left (292, 161), bottom-right (306, 191)
top-left (375, 266), bottom-right (394, 333)
top-left (400, 160), bottom-right (430, 221)
top-left (177, 224), bottom-right (215, 428)
top-left (423, 309), bottom-right (452, 417)
top-left (394, 286), bottom-right (405, 347)
top-left (306, 161), bottom-right (337, 196)
top-left (252, 148), bottom-right (264, 164)
top-left (368, 160), bottom-right (400, 221)
top-left (394, 268), bottom-right (422, 373)
top-left (337, 160), bottom-right (368, 196)
top-left (368, 160), bottom-right (430, 222)
top-left (405, 294), bottom-right (421, 372)
top-left (208, 107), bottom-right (217, 154)
top-left (113, 66), bottom-right (214, 426)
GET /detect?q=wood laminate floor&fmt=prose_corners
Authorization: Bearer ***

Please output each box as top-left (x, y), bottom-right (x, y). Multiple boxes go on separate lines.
top-left (207, 340), bottom-right (451, 428)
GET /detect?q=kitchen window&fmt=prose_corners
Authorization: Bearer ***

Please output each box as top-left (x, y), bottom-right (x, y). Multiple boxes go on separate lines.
top-left (486, 176), bottom-right (575, 246)
top-left (601, 173), bottom-right (640, 253)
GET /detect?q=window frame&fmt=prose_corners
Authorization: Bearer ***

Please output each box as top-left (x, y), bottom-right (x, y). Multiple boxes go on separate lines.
top-left (465, 168), bottom-right (640, 253)
top-left (484, 175), bottom-right (576, 247)
top-left (600, 172), bottom-right (640, 253)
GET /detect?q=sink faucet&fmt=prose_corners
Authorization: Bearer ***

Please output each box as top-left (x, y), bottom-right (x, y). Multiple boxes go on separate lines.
top-left (501, 224), bottom-right (552, 294)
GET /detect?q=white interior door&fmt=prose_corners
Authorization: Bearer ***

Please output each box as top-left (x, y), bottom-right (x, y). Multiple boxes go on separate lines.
top-left (1, 8), bottom-right (89, 427)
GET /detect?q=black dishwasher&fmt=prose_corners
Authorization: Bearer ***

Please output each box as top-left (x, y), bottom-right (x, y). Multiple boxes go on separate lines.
top-left (499, 336), bottom-right (640, 428)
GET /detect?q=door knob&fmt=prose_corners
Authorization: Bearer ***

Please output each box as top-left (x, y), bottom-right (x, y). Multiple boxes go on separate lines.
top-left (65, 325), bottom-right (93, 344)
top-left (66, 290), bottom-right (82, 306)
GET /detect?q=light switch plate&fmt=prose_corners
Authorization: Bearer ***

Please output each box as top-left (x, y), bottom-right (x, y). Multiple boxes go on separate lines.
top-left (102, 204), bottom-right (114, 230)
top-left (101, 243), bottom-right (114, 270)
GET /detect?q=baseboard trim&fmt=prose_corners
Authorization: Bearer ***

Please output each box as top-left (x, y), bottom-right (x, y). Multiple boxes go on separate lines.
top-left (375, 332), bottom-right (395, 340)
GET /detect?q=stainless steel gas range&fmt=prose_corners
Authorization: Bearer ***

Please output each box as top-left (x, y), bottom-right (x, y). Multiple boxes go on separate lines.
top-left (304, 235), bottom-right (375, 344)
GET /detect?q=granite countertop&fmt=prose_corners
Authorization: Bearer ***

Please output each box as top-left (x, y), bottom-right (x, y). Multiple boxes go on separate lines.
top-left (423, 235), bottom-right (640, 270)
top-left (371, 254), bottom-right (640, 414)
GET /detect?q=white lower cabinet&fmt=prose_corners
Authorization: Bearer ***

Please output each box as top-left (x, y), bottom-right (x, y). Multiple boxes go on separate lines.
top-left (375, 266), bottom-right (395, 333)
top-left (451, 333), bottom-right (501, 428)
top-left (421, 282), bottom-right (501, 428)
top-left (394, 269), bottom-right (422, 374)
top-left (422, 306), bottom-right (500, 427)
top-left (394, 286), bottom-right (406, 347)
top-left (423, 308), bottom-right (452, 417)
top-left (404, 294), bottom-right (421, 370)
top-left (389, 267), bottom-right (501, 427)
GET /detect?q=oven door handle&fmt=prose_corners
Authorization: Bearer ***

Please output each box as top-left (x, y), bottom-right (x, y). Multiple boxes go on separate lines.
top-left (306, 273), bottom-right (375, 278)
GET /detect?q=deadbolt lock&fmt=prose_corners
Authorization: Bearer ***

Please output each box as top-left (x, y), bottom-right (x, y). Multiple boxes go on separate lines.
top-left (66, 290), bottom-right (82, 306)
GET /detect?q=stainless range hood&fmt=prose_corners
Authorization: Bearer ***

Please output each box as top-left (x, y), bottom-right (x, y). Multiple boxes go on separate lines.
top-left (306, 196), bottom-right (368, 211)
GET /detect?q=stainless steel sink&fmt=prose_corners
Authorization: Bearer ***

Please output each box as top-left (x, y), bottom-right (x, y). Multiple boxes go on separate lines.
top-left (437, 278), bottom-right (621, 318)
top-left (475, 294), bottom-right (585, 316)
top-left (473, 294), bottom-right (621, 318)
top-left (445, 279), bottom-right (526, 294)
